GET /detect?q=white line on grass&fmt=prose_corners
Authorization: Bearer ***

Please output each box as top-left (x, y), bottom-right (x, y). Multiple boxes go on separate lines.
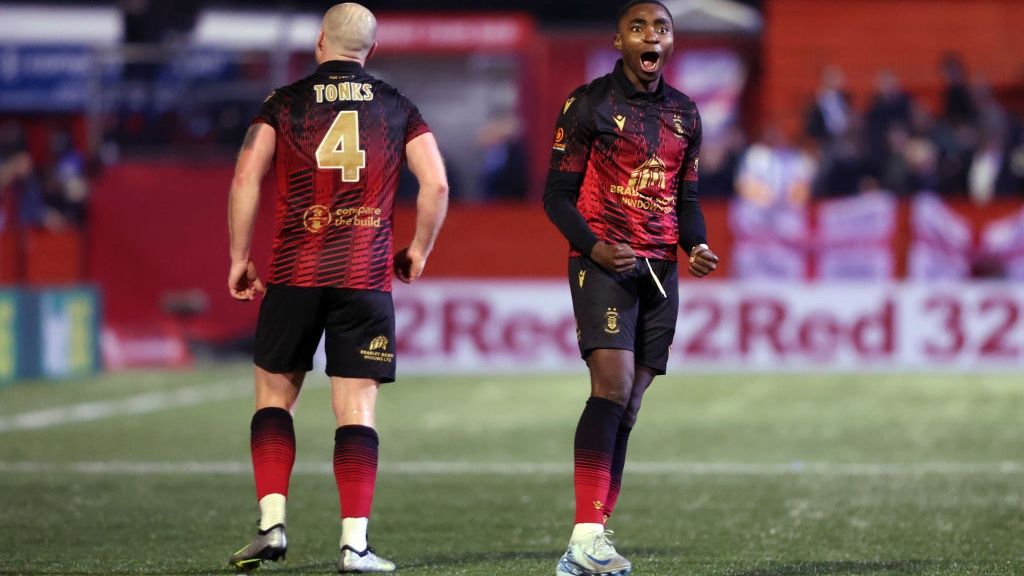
top-left (2, 460), bottom-right (1023, 476)
top-left (0, 379), bottom-right (250, 433)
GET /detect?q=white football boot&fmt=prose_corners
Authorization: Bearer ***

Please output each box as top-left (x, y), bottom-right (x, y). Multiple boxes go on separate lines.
top-left (338, 545), bottom-right (396, 573)
top-left (228, 524), bottom-right (287, 571)
top-left (555, 530), bottom-right (631, 576)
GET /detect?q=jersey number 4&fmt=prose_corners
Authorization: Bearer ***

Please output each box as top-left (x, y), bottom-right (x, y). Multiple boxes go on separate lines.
top-left (316, 110), bottom-right (366, 182)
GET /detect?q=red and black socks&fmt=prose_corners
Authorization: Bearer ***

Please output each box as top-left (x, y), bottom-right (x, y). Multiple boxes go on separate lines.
top-left (250, 407), bottom-right (296, 529)
top-left (573, 396), bottom-right (626, 527)
top-left (334, 425), bottom-right (379, 551)
top-left (605, 421), bottom-right (633, 521)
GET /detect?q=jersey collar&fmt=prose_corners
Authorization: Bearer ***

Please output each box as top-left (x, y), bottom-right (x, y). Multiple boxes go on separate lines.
top-left (317, 60), bottom-right (365, 75)
top-left (612, 59), bottom-right (665, 101)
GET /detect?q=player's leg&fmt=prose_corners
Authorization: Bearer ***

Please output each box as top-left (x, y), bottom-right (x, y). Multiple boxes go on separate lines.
top-left (251, 368), bottom-right (305, 529)
top-left (331, 376), bottom-right (394, 572)
top-left (559, 257), bottom-right (635, 576)
top-left (230, 369), bottom-right (304, 570)
top-left (578, 348), bottom-right (633, 525)
top-left (559, 349), bottom-right (635, 576)
top-left (603, 258), bottom-right (678, 525)
top-left (230, 284), bottom-right (324, 571)
top-left (325, 288), bottom-right (396, 573)
top-left (604, 366), bottom-right (655, 523)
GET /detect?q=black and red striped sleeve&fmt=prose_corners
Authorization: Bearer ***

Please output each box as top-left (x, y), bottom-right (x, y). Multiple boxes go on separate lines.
top-left (676, 107), bottom-right (706, 253)
top-left (544, 90), bottom-right (599, 256)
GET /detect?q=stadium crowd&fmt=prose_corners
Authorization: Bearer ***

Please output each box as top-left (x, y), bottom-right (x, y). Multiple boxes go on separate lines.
top-left (0, 121), bottom-right (90, 233)
top-left (3, 56), bottom-right (1022, 226)
top-left (700, 55), bottom-right (1024, 206)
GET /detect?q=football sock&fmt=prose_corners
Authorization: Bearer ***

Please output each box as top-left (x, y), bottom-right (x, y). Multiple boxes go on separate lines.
top-left (605, 421), bottom-right (633, 521)
top-left (250, 407), bottom-right (296, 518)
top-left (258, 493), bottom-right (286, 531)
top-left (340, 517), bottom-right (369, 551)
top-left (334, 425), bottom-right (379, 520)
top-left (573, 396), bottom-right (625, 525)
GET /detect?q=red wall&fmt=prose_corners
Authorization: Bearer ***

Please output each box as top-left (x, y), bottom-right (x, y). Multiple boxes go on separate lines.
top-left (89, 164), bottom-right (275, 341)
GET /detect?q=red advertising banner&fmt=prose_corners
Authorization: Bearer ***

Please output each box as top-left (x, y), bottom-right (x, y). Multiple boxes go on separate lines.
top-left (375, 280), bottom-right (1024, 374)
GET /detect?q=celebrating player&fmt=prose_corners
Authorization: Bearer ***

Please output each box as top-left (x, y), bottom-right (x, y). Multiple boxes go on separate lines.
top-left (543, 1), bottom-right (718, 574)
top-left (225, 3), bottom-right (448, 572)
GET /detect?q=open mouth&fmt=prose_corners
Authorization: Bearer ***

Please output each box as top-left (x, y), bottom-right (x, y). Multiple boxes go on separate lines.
top-left (640, 51), bottom-right (660, 73)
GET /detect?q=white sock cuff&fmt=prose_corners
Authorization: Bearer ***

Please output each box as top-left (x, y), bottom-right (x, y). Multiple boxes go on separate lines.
top-left (258, 493), bottom-right (287, 531)
top-left (570, 522), bottom-right (604, 542)
top-left (340, 516), bottom-right (369, 551)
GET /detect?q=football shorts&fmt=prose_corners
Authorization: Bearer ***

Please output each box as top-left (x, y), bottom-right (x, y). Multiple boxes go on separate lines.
top-left (254, 283), bottom-right (396, 382)
top-left (568, 256), bottom-right (679, 375)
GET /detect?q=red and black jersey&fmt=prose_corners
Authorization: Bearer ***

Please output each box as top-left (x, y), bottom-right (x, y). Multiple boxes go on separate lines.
top-left (253, 60), bottom-right (430, 291)
top-left (546, 60), bottom-right (703, 261)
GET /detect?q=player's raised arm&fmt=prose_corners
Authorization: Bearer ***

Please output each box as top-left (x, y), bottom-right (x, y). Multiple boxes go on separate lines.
top-left (395, 131), bottom-right (448, 284)
top-left (227, 122), bottom-right (275, 300)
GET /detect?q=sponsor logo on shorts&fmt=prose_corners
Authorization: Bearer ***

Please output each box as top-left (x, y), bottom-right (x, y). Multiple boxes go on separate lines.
top-left (578, 270), bottom-right (586, 288)
top-left (360, 335), bottom-right (394, 363)
top-left (604, 308), bottom-right (619, 334)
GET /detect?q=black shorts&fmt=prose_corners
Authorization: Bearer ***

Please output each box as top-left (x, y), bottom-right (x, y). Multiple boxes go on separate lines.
top-left (254, 283), bottom-right (396, 383)
top-left (568, 256), bottom-right (679, 375)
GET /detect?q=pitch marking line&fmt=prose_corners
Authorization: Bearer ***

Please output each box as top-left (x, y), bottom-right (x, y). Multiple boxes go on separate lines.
top-left (1, 460), bottom-right (1023, 476)
top-left (0, 379), bottom-right (250, 433)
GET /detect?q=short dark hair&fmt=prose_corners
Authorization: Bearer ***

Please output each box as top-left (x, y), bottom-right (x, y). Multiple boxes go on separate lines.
top-left (616, 0), bottom-right (674, 27)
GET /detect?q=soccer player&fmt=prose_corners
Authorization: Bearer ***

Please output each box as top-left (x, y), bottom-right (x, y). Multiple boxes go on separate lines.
top-left (543, 1), bottom-right (718, 574)
top-left (225, 3), bottom-right (448, 573)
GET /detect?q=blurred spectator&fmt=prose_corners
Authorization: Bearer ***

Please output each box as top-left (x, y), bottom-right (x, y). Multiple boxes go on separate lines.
top-left (804, 65), bottom-right (853, 147)
top-left (0, 123), bottom-right (41, 231)
top-left (877, 123), bottom-right (939, 195)
top-left (0, 123), bottom-right (93, 232)
top-left (814, 133), bottom-right (867, 198)
top-left (735, 125), bottom-right (815, 208)
top-left (698, 123), bottom-right (746, 198)
top-left (731, 125), bottom-right (815, 279)
top-left (477, 109), bottom-right (528, 200)
top-left (940, 54), bottom-right (976, 127)
top-left (967, 124), bottom-right (1018, 204)
top-left (865, 70), bottom-right (914, 177)
top-left (46, 130), bottom-right (90, 226)
top-left (931, 128), bottom-right (976, 197)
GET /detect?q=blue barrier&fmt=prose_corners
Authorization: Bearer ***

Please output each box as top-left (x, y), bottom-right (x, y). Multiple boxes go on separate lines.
top-left (0, 285), bottom-right (101, 386)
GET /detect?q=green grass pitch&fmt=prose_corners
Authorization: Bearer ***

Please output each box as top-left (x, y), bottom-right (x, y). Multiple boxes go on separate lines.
top-left (0, 364), bottom-right (1022, 575)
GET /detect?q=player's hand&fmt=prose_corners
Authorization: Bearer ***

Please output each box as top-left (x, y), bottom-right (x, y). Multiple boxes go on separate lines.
top-left (590, 241), bottom-right (636, 274)
top-left (394, 246), bottom-right (427, 284)
top-left (228, 260), bottom-right (265, 301)
top-left (688, 244), bottom-right (719, 277)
